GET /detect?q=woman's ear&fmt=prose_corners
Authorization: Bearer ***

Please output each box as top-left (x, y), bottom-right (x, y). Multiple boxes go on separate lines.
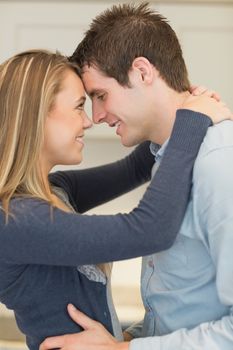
top-left (130, 57), bottom-right (158, 85)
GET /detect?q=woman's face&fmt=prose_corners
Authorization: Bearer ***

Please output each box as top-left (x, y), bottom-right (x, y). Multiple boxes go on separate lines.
top-left (42, 69), bottom-right (92, 172)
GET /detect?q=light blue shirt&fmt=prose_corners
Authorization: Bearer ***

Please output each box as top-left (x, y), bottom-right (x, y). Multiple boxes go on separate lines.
top-left (129, 121), bottom-right (233, 349)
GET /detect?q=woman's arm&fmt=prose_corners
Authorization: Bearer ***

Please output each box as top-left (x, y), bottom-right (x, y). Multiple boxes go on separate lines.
top-left (49, 141), bottom-right (155, 213)
top-left (0, 109), bottom-right (211, 266)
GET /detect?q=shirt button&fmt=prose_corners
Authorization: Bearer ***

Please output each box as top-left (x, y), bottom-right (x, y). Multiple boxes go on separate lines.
top-left (148, 260), bottom-right (154, 268)
top-left (104, 311), bottom-right (107, 317)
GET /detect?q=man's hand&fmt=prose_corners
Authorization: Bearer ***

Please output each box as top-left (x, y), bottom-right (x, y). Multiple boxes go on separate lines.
top-left (40, 304), bottom-right (130, 350)
top-left (181, 92), bottom-right (233, 124)
top-left (123, 331), bottom-right (133, 341)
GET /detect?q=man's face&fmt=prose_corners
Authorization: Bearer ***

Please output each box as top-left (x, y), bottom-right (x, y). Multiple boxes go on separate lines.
top-left (82, 65), bottom-right (153, 147)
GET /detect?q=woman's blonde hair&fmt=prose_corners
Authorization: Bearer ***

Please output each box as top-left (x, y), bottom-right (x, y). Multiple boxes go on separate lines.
top-left (0, 49), bottom-right (111, 276)
top-left (0, 49), bottom-right (80, 219)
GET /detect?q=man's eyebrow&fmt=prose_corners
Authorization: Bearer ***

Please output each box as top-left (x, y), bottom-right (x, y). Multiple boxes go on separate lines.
top-left (88, 89), bottom-right (102, 99)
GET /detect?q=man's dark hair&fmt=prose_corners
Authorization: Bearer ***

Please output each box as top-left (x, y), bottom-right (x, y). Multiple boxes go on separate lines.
top-left (71, 2), bottom-right (190, 92)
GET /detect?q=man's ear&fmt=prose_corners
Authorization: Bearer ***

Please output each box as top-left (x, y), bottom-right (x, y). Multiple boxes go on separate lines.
top-left (130, 57), bottom-right (158, 85)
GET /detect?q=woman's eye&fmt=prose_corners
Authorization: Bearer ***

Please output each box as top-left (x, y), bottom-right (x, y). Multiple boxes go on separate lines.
top-left (76, 103), bottom-right (85, 111)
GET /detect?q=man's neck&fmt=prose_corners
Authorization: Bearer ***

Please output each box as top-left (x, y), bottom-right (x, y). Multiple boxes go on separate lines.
top-left (149, 84), bottom-right (190, 145)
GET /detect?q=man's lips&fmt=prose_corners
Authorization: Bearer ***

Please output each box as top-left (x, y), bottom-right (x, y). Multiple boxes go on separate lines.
top-left (108, 121), bottom-right (122, 135)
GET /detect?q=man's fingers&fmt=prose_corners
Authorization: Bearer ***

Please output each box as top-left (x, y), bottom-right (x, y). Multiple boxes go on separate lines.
top-left (40, 335), bottom-right (65, 350)
top-left (67, 304), bottom-right (97, 330)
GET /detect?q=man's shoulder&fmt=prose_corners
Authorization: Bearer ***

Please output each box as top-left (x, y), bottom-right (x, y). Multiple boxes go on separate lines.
top-left (193, 120), bottom-right (233, 184)
top-left (198, 120), bottom-right (233, 157)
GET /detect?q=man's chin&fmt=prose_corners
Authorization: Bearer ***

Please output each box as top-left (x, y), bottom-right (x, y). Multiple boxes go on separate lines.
top-left (120, 137), bottom-right (139, 148)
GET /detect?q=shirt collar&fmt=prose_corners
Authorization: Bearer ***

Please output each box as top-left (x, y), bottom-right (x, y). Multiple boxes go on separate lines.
top-left (150, 139), bottom-right (169, 163)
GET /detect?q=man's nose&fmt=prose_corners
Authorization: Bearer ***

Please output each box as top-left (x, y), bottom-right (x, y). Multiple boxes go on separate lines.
top-left (92, 104), bottom-right (107, 124)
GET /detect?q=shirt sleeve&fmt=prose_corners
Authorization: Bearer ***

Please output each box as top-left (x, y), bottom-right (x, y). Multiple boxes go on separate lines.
top-left (0, 110), bottom-right (211, 266)
top-left (130, 139), bottom-right (233, 350)
top-left (49, 141), bottom-right (155, 213)
top-left (125, 320), bottom-right (144, 339)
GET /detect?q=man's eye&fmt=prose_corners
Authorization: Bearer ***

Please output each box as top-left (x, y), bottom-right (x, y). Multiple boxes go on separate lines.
top-left (97, 94), bottom-right (105, 101)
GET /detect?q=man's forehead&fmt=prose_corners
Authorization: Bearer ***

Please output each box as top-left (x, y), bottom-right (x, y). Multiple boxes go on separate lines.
top-left (81, 65), bottom-right (102, 85)
top-left (81, 65), bottom-right (91, 75)
top-left (81, 64), bottom-right (103, 76)
top-left (81, 66), bottom-right (110, 95)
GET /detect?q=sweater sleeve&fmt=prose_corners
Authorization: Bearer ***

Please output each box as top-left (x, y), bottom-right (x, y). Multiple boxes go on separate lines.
top-left (49, 141), bottom-right (155, 213)
top-left (0, 110), bottom-right (211, 266)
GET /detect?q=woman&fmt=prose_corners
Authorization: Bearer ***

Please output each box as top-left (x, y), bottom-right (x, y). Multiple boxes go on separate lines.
top-left (0, 50), bottom-right (227, 349)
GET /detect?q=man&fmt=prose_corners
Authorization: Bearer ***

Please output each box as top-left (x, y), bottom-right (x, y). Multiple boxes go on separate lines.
top-left (40, 2), bottom-right (233, 349)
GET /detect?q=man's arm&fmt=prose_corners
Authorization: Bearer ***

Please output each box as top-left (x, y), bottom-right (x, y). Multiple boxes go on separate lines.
top-left (40, 283), bottom-right (233, 350)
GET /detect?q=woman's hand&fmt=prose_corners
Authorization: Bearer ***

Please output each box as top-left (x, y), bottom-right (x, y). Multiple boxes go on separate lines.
top-left (190, 85), bottom-right (221, 101)
top-left (181, 92), bottom-right (233, 124)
